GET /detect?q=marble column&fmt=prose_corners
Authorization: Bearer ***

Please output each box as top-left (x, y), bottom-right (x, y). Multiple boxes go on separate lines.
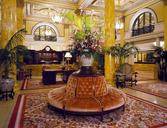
top-left (17, 0), bottom-right (24, 31)
top-left (120, 17), bottom-right (125, 47)
top-left (1, 0), bottom-right (17, 48)
top-left (104, 0), bottom-right (115, 85)
top-left (163, 1), bottom-right (167, 50)
top-left (1, 0), bottom-right (17, 88)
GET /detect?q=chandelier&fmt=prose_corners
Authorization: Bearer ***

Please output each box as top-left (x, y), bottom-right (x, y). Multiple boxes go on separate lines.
top-left (52, 15), bottom-right (63, 23)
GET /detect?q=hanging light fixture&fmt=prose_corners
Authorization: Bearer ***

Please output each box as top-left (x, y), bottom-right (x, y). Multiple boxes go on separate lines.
top-left (52, 15), bottom-right (63, 23)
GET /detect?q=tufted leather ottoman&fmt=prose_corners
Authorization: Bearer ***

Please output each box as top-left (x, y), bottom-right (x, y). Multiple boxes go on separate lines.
top-left (48, 73), bottom-right (126, 121)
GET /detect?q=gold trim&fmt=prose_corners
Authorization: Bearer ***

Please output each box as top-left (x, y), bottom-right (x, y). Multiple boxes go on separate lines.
top-left (124, 0), bottom-right (162, 16)
top-left (26, 0), bottom-right (78, 10)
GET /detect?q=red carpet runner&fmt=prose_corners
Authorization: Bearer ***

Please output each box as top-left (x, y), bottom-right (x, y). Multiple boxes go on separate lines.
top-left (8, 93), bottom-right (167, 128)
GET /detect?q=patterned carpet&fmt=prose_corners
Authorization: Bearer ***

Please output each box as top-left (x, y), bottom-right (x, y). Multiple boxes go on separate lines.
top-left (21, 78), bottom-right (65, 90)
top-left (129, 82), bottom-right (167, 99)
top-left (9, 93), bottom-right (167, 128)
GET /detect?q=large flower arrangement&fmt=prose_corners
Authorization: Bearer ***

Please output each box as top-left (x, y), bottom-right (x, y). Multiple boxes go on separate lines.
top-left (64, 11), bottom-right (103, 58)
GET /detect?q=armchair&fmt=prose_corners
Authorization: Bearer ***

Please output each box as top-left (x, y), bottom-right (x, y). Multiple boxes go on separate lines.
top-left (116, 63), bottom-right (137, 88)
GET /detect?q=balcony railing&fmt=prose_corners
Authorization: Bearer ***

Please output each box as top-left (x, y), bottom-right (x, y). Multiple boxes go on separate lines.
top-left (132, 25), bottom-right (154, 37)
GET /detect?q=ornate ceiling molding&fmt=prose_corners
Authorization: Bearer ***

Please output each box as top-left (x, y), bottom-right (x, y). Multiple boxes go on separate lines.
top-left (124, 0), bottom-right (161, 15)
top-left (25, 0), bottom-right (78, 10)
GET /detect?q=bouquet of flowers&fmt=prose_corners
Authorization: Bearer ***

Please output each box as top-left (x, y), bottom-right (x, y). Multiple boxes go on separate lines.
top-left (64, 11), bottom-right (103, 58)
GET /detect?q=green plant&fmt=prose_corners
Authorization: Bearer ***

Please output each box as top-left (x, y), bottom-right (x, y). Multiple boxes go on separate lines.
top-left (0, 29), bottom-right (29, 79)
top-left (105, 43), bottom-right (139, 65)
top-left (152, 46), bottom-right (165, 62)
top-left (63, 11), bottom-right (103, 57)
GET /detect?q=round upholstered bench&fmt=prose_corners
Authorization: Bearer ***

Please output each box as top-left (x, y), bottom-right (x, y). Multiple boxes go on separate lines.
top-left (48, 74), bottom-right (126, 121)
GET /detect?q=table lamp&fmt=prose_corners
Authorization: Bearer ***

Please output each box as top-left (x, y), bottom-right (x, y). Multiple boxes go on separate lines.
top-left (65, 52), bottom-right (72, 69)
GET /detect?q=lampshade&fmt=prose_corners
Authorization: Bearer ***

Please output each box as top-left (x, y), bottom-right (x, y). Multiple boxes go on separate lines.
top-left (65, 52), bottom-right (72, 58)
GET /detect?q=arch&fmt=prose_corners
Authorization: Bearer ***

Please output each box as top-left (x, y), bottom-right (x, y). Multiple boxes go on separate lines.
top-left (129, 8), bottom-right (158, 31)
top-left (31, 22), bottom-right (60, 36)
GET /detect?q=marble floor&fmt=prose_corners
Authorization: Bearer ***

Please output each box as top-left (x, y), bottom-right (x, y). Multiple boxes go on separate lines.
top-left (0, 80), bottom-right (167, 128)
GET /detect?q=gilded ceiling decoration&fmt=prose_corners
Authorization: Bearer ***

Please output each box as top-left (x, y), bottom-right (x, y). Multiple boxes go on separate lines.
top-left (92, 0), bottom-right (145, 11)
top-left (24, 0), bottom-right (149, 28)
top-left (26, 2), bottom-right (104, 26)
top-left (26, 3), bottom-right (72, 18)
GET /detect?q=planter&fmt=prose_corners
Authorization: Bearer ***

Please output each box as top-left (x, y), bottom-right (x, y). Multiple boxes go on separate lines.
top-left (0, 78), bottom-right (14, 100)
top-left (80, 54), bottom-right (94, 67)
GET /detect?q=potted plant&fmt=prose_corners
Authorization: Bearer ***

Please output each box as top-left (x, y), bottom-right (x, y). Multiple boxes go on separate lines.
top-left (104, 43), bottom-right (139, 66)
top-left (152, 46), bottom-right (167, 80)
top-left (0, 29), bottom-right (29, 100)
top-left (64, 11), bottom-right (103, 67)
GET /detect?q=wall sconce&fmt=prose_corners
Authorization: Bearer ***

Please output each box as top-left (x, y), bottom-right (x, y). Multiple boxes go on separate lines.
top-left (115, 21), bottom-right (124, 30)
top-left (115, 17), bottom-right (124, 30)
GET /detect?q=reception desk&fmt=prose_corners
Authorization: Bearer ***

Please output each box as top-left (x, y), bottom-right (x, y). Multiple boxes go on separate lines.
top-left (133, 63), bottom-right (158, 80)
top-left (42, 69), bottom-right (76, 85)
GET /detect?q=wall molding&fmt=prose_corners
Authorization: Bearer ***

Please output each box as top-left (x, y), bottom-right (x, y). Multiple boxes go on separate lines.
top-left (129, 8), bottom-right (158, 31)
top-left (124, 0), bottom-right (161, 16)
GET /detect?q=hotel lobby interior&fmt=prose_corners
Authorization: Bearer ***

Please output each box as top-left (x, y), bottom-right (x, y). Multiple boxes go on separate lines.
top-left (0, 0), bottom-right (167, 127)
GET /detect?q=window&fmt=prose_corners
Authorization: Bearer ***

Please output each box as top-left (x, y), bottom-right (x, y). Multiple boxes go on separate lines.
top-left (132, 12), bottom-right (155, 36)
top-left (33, 25), bottom-right (57, 41)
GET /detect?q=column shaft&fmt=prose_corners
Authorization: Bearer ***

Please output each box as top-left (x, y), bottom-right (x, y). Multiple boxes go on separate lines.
top-left (164, 2), bottom-right (167, 50)
top-left (17, 0), bottom-right (24, 30)
top-left (1, 0), bottom-right (17, 48)
top-left (120, 17), bottom-right (125, 47)
top-left (1, 0), bottom-right (17, 88)
top-left (104, 0), bottom-right (115, 85)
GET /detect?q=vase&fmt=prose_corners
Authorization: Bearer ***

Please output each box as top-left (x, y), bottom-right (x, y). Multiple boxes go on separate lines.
top-left (0, 78), bottom-right (14, 92)
top-left (80, 54), bottom-right (94, 67)
top-left (0, 78), bottom-right (15, 100)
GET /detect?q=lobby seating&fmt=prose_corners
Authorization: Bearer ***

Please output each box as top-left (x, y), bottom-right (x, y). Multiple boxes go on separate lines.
top-left (48, 74), bottom-right (126, 121)
top-left (116, 63), bottom-right (138, 88)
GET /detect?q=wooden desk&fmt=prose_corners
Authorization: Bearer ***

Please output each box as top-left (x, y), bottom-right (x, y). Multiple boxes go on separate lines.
top-left (42, 69), bottom-right (76, 85)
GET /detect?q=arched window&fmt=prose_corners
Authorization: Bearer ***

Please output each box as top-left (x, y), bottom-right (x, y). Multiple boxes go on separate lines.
top-left (132, 12), bottom-right (155, 36)
top-left (33, 25), bottom-right (57, 41)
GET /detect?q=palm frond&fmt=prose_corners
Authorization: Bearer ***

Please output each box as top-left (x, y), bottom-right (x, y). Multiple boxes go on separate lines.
top-left (0, 29), bottom-right (28, 78)
top-left (6, 28), bottom-right (25, 50)
top-left (105, 42), bottom-right (139, 64)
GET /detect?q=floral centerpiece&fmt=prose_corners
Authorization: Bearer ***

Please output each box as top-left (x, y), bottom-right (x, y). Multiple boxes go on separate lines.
top-left (64, 11), bottom-right (103, 67)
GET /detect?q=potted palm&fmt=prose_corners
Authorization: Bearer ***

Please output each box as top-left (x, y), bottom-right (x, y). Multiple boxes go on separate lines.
top-left (0, 29), bottom-right (29, 99)
top-left (105, 43), bottom-right (139, 65)
top-left (152, 46), bottom-right (167, 80)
